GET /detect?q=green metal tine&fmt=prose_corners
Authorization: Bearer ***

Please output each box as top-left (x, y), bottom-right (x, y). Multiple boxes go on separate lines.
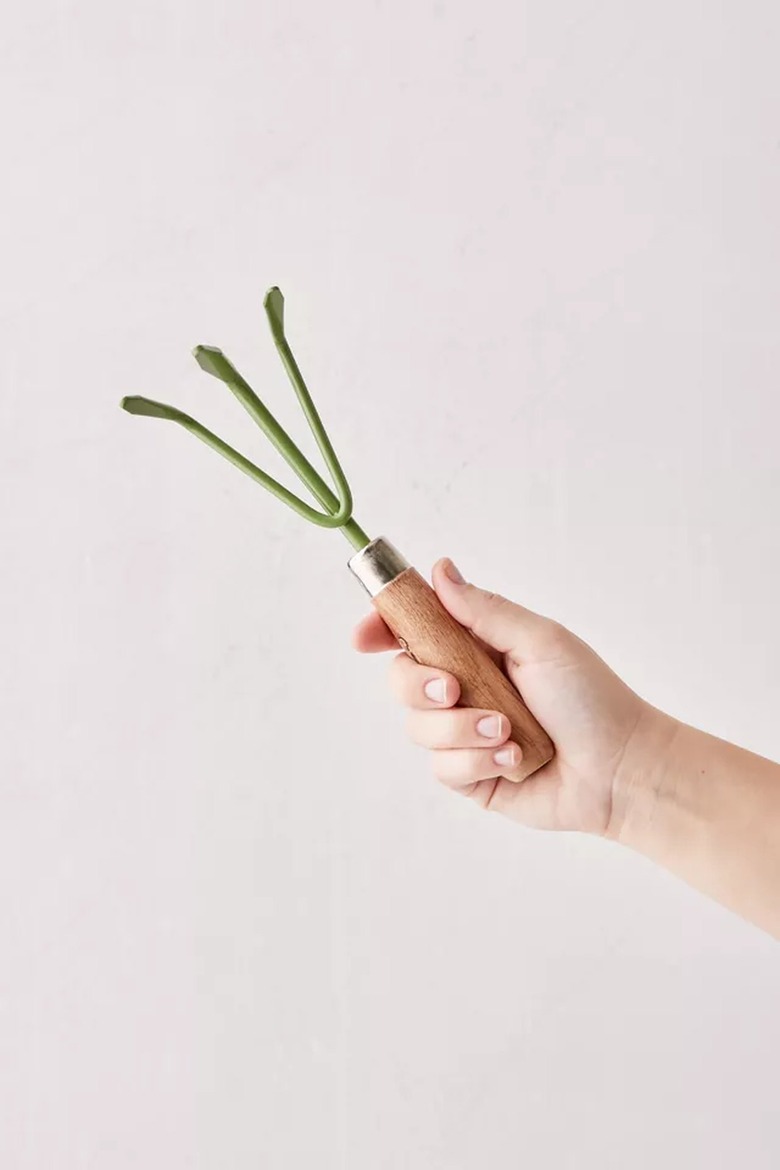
top-left (191, 345), bottom-right (345, 520)
top-left (120, 287), bottom-right (370, 550)
top-left (120, 396), bottom-right (348, 527)
top-left (263, 286), bottom-right (354, 518)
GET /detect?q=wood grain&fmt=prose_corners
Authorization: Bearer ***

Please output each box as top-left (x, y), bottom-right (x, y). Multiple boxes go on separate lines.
top-left (372, 568), bottom-right (554, 782)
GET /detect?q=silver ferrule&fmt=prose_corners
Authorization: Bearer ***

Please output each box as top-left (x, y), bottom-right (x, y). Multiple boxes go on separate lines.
top-left (348, 536), bottom-right (409, 597)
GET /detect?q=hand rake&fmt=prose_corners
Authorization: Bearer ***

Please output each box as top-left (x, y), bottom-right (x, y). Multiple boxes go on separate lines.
top-left (121, 287), bottom-right (554, 782)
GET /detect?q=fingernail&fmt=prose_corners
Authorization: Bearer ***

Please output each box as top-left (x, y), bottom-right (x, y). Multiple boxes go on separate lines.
top-left (443, 559), bottom-right (465, 585)
top-left (494, 745), bottom-right (519, 767)
top-left (424, 677), bottom-right (448, 704)
top-left (476, 714), bottom-right (502, 739)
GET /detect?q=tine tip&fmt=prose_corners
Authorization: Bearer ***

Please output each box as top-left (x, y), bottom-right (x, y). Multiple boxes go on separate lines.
top-left (193, 344), bottom-right (230, 379)
top-left (120, 396), bottom-right (177, 420)
top-left (263, 286), bottom-right (285, 337)
top-left (120, 395), bottom-right (147, 414)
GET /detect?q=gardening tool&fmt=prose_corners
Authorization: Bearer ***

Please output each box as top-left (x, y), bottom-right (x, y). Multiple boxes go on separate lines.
top-left (121, 288), bottom-right (555, 781)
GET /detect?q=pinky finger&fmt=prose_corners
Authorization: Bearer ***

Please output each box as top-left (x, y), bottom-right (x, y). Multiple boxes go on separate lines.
top-left (432, 743), bottom-right (522, 792)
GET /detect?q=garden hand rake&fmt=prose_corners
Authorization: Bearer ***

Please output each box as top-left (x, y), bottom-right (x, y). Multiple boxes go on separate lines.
top-left (121, 287), bottom-right (554, 781)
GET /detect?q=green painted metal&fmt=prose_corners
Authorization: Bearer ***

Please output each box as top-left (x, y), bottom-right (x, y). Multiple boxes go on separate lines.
top-left (120, 287), bottom-right (370, 551)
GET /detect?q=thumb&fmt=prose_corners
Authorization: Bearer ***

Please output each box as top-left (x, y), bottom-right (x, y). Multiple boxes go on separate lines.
top-left (431, 557), bottom-right (553, 660)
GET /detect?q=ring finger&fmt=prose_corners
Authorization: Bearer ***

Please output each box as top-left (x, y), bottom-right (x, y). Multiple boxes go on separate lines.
top-left (407, 707), bottom-right (511, 751)
top-left (432, 743), bottom-right (522, 790)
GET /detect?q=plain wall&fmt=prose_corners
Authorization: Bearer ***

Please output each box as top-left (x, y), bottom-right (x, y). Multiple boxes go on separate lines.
top-left (2, 2), bottom-right (779, 1167)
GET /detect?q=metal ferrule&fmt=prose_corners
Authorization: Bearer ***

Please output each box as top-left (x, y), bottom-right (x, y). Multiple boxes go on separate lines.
top-left (348, 536), bottom-right (409, 597)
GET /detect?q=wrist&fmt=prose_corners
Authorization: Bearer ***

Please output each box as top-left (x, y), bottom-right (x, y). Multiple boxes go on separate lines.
top-left (606, 702), bottom-right (684, 850)
top-left (605, 700), bottom-right (780, 937)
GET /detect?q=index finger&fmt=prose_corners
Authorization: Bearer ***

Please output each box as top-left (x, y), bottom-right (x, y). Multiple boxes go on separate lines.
top-left (352, 610), bottom-right (399, 653)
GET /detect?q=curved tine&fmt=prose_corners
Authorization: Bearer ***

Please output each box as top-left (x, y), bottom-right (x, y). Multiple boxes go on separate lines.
top-left (192, 345), bottom-right (352, 525)
top-left (263, 287), bottom-right (354, 520)
top-left (120, 397), bottom-right (351, 528)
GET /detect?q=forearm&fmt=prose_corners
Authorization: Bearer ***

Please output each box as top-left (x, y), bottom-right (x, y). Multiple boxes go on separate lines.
top-left (611, 707), bottom-right (780, 937)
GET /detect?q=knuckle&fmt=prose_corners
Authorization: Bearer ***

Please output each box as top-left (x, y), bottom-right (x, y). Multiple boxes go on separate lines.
top-left (540, 618), bottom-right (572, 657)
top-left (477, 590), bottom-right (511, 620)
top-left (388, 652), bottom-right (414, 696)
top-left (407, 710), bottom-right (455, 748)
top-left (432, 711), bottom-right (458, 749)
top-left (471, 590), bottom-right (513, 639)
top-left (481, 589), bottom-right (508, 608)
top-left (433, 748), bottom-right (473, 786)
top-left (405, 711), bottom-right (425, 744)
top-left (432, 753), bottom-right (451, 784)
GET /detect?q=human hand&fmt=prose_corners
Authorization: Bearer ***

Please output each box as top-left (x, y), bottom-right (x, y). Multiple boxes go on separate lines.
top-left (353, 557), bottom-right (670, 837)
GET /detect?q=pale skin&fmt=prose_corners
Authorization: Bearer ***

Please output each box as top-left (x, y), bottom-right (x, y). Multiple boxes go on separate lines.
top-left (353, 558), bottom-right (780, 939)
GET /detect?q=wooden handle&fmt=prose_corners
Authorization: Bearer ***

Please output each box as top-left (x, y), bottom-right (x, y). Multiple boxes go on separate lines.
top-left (372, 567), bottom-right (554, 782)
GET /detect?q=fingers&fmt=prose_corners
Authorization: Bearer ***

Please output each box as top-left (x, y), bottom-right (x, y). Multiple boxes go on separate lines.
top-left (350, 560), bottom-right (561, 802)
top-left (388, 652), bottom-right (461, 709)
top-left (352, 611), bottom-right (397, 653)
top-left (432, 744), bottom-right (523, 791)
top-left (406, 707), bottom-right (511, 751)
top-left (408, 706), bottom-right (523, 791)
top-left (430, 557), bottom-right (559, 661)
top-left (384, 651), bottom-right (522, 789)
top-left (353, 560), bottom-right (566, 670)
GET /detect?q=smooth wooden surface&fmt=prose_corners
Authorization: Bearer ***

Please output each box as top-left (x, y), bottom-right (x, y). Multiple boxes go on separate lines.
top-left (373, 568), bottom-right (555, 781)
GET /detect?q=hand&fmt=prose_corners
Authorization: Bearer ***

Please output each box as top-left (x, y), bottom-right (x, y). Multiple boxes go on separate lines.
top-left (353, 557), bottom-right (668, 837)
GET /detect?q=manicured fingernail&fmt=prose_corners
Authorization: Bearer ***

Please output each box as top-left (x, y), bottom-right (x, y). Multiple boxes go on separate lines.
top-left (443, 559), bottom-right (465, 585)
top-left (476, 714), bottom-right (502, 739)
top-left (494, 745), bottom-right (519, 767)
top-left (424, 677), bottom-right (448, 704)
